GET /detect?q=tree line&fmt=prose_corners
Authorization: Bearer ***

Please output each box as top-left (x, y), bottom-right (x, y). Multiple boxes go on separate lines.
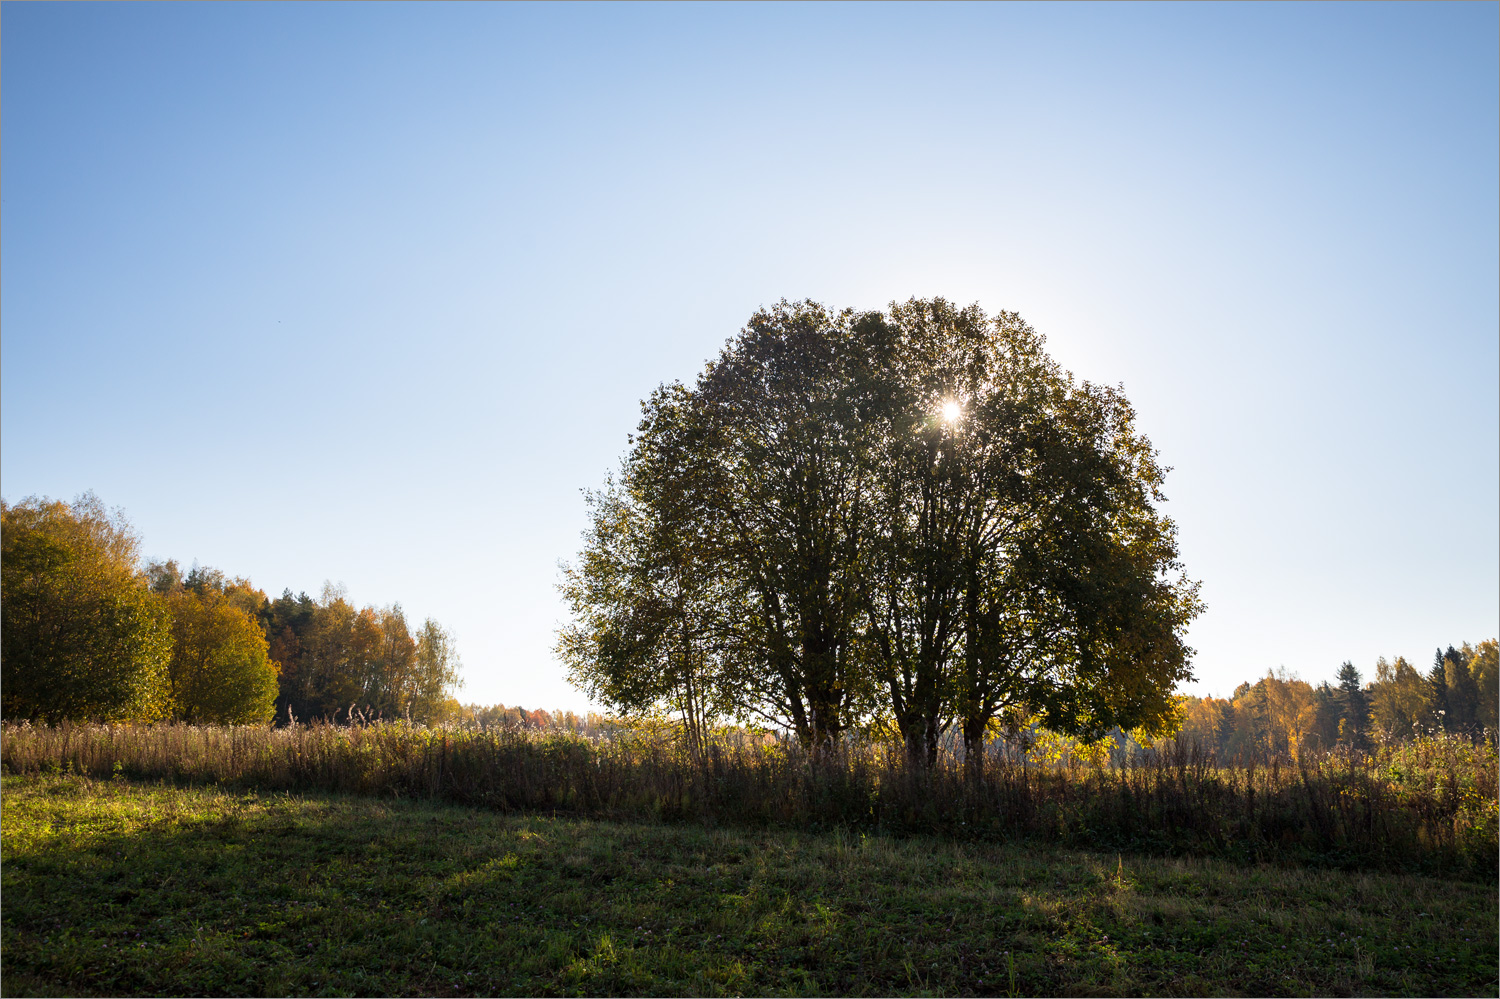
top-left (1176, 644), bottom-right (1498, 758)
top-left (1, 493), bottom-right (461, 725)
top-left (560, 298), bottom-right (1203, 764)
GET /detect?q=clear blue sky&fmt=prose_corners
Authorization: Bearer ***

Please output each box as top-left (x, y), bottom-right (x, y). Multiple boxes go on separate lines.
top-left (4, 2), bottom-right (1496, 711)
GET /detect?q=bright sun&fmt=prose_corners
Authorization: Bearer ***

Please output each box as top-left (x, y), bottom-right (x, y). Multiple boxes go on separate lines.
top-left (941, 400), bottom-right (962, 423)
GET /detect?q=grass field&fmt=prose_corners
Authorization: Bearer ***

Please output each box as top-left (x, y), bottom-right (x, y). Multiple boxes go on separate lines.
top-left (2, 774), bottom-right (1495, 997)
top-left (5, 722), bottom-right (1495, 880)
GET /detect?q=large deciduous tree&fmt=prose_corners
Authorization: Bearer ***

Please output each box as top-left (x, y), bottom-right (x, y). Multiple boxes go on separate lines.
top-left (561, 298), bottom-right (1201, 758)
top-left (852, 300), bottom-right (1199, 764)
top-left (627, 304), bottom-right (881, 746)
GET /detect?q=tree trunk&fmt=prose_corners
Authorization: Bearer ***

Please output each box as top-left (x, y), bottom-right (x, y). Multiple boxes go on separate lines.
top-left (963, 714), bottom-right (988, 780)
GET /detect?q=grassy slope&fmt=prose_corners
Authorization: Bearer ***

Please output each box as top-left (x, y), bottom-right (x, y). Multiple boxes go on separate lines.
top-left (1, 775), bottom-right (1494, 998)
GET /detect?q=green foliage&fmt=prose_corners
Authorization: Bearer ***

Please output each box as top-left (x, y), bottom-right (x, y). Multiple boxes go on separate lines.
top-left (1, 495), bottom-right (170, 723)
top-left (1365, 644), bottom-right (1494, 743)
top-left (1441, 645), bottom-right (1483, 736)
top-left (563, 299), bottom-right (1201, 759)
top-left (1335, 661), bottom-right (1371, 749)
top-left (558, 481), bottom-right (730, 752)
top-left (3, 775), bottom-right (1496, 997)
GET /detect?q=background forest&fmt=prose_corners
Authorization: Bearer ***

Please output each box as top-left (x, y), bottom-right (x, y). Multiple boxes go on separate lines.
top-left (1, 493), bottom-right (462, 726)
top-left (1175, 647), bottom-right (1497, 760)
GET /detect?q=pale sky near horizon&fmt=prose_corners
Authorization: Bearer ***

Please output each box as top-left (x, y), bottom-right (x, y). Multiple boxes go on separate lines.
top-left (3, 2), bottom-right (1496, 711)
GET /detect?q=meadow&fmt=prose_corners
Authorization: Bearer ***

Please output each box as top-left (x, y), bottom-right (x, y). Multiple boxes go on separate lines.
top-left (3, 773), bottom-right (1496, 997)
top-left (2, 723), bottom-right (1496, 997)
top-left (2, 721), bottom-right (1495, 878)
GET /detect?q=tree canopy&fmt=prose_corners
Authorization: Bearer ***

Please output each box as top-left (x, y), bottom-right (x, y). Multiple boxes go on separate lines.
top-left (147, 562), bottom-right (280, 724)
top-left (560, 298), bottom-right (1203, 760)
top-left (2, 494), bottom-right (171, 722)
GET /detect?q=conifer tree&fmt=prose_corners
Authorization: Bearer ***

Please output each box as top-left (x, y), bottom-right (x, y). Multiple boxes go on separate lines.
top-left (1427, 649), bottom-right (1451, 731)
top-left (1334, 661), bottom-right (1369, 749)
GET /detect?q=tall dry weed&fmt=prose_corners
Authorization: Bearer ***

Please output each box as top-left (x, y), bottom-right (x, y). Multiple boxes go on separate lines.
top-left (2, 721), bottom-right (1493, 878)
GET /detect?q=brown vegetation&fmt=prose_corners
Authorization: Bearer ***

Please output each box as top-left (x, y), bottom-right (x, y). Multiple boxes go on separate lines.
top-left (4, 721), bottom-right (1493, 880)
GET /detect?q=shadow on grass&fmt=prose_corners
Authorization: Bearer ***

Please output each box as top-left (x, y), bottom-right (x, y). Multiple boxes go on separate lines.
top-left (2, 775), bottom-right (1497, 997)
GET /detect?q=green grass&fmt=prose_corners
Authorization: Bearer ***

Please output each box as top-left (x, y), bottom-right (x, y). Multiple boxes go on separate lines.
top-left (2, 774), bottom-right (1495, 997)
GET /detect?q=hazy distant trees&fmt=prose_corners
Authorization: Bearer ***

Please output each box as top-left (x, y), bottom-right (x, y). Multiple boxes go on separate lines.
top-left (1177, 642), bottom-right (1497, 759)
top-left (1472, 640), bottom-right (1500, 731)
top-left (560, 299), bottom-right (1203, 760)
top-left (2, 494), bottom-right (463, 726)
top-left (1372, 644), bottom-right (1497, 739)
top-left (265, 585), bottom-right (462, 724)
top-left (453, 702), bottom-right (602, 732)
top-left (1368, 655), bottom-right (1432, 740)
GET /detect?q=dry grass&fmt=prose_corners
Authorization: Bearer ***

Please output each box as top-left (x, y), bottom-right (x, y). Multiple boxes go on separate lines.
top-left (2, 721), bottom-right (1494, 878)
